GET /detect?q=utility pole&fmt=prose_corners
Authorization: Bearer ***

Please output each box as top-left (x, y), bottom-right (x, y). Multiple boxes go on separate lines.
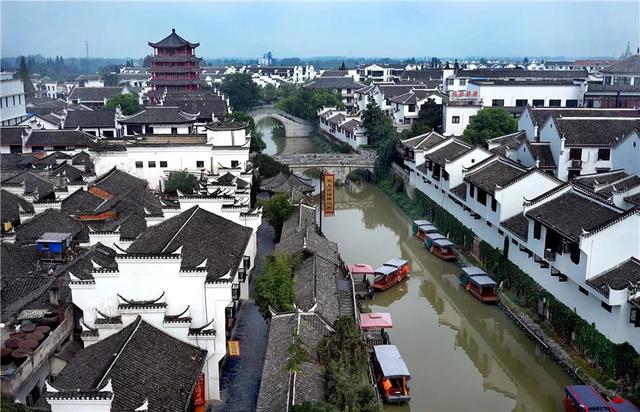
top-left (85, 41), bottom-right (89, 59)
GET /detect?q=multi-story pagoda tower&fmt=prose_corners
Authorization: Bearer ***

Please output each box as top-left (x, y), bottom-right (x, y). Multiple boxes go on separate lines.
top-left (148, 29), bottom-right (201, 101)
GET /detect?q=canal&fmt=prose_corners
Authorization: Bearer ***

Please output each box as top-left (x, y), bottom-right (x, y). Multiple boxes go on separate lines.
top-left (258, 119), bottom-right (574, 411)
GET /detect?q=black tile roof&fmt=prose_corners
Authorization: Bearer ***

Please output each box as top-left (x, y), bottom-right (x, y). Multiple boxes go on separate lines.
top-left (127, 206), bottom-right (252, 281)
top-left (320, 70), bottom-right (350, 77)
top-left (51, 316), bottom-right (206, 411)
top-left (574, 170), bottom-right (630, 189)
top-left (602, 54), bottom-right (640, 74)
top-left (64, 110), bottom-right (116, 129)
top-left (25, 130), bottom-right (97, 148)
top-left (625, 192), bottom-right (640, 206)
top-left (305, 77), bottom-right (364, 90)
top-left (529, 143), bottom-right (556, 168)
top-left (49, 162), bottom-right (85, 183)
top-left (586, 84), bottom-right (640, 93)
top-left (488, 131), bottom-right (528, 156)
top-left (586, 258), bottom-right (640, 297)
top-left (526, 191), bottom-right (622, 241)
top-left (118, 107), bottom-right (196, 125)
top-left (148, 29), bottom-right (199, 48)
top-left (501, 213), bottom-right (529, 241)
top-left (92, 167), bottom-right (148, 195)
top-left (377, 84), bottom-right (427, 98)
top-left (1, 189), bottom-right (34, 224)
top-left (450, 183), bottom-right (467, 201)
top-left (400, 69), bottom-right (443, 82)
top-left (15, 208), bottom-right (88, 244)
top-left (464, 158), bottom-right (528, 195)
top-left (163, 99), bottom-right (228, 120)
top-left (469, 79), bottom-right (578, 86)
top-left (260, 172), bottom-right (315, 194)
top-left (425, 139), bottom-right (473, 166)
top-left (0, 127), bottom-right (26, 145)
top-left (401, 131), bottom-right (447, 150)
top-left (1, 170), bottom-right (59, 197)
top-left (455, 68), bottom-right (589, 79)
top-left (554, 118), bottom-right (640, 147)
top-left (63, 243), bottom-right (118, 280)
top-left (526, 107), bottom-right (640, 127)
top-left (68, 87), bottom-right (125, 102)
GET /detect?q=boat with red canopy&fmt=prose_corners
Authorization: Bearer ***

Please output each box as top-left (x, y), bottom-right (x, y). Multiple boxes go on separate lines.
top-left (459, 266), bottom-right (498, 303)
top-left (427, 238), bottom-right (457, 261)
top-left (372, 259), bottom-right (410, 291)
top-left (360, 312), bottom-right (392, 350)
top-left (372, 345), bottom-right (411, 404)
top-left (563, 385), bottom-right (612, 412)
top-left (347, 263), bottom-right (375, 299)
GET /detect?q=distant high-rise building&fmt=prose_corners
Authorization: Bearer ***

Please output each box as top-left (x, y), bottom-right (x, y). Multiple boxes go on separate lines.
top-left (148, 29), bottom-right (201, 102)
top-left (258, 51), bottom-right (273, 66)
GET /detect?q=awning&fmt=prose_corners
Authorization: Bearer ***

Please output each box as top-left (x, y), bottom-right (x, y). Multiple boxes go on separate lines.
top-left (347, 263), bottom-right (374, 275)
top-left (383, 258), bottom-right (408, 268)
top-left (375, 266), bottom-right (397, 276)
top-left (360, 312), bottom-right (393, 329)
top-left (413, 220), bottom-right (431, 226)
top-left (374, 345), bottom-right (410, 378)
top-left (417, 224), bottom-right (437, 233)
top-left (433, 238), bottom-right (455, 248)
top-left (469, 275), bottom-right (497, 287)
top-left (564, 386), bottom-right (609, 409)
top-left (461, 266), bottom-right (486, 277)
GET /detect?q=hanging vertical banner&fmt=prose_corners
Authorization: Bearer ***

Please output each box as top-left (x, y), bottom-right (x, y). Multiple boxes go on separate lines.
top-left (193, 373), bottom-right (206, 409)
top-left (323, 174), bottom-right (335, 216)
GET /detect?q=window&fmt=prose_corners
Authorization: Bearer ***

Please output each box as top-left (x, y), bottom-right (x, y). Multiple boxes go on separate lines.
top-left (548, 99), bottom-right (561, 107)
top-left (469, 184), bottom-right (475, 198)
top-left (231, 160), bottom-right (239, 168)
top-left (491, 197), bottom-right (497, 212)
top-left (491, 99), bottom-right (504, 107)
top-left (579, 286), bottom-right (589, 296)
top-left (171, 127), bottom-right (178, 134)
top-left (515, 99), bottom-right (528, 107)
top-left (601, 301), bottom-right (612, 313)
top-left (614, 76), bottom-right (631, 85)
top-left (533, 221), bottom-right (542, 240)
top-left (565, 99), bottom-right (578, 107)
top-left (196, 161), bottom-right (205, 168)
top-left (160, 161), bottom-right (168, 167)
top-left (532, 99), bottom-right (544, 107)
top-left (408, 104), bottom-right (416, 112)
top-left (9, 145), bottom-right (22, 154)
top-left (604, 76), bottom-right (612, 85)
top-left (452, 116), bottom-right (460, 124)
top-left (486, 221), bottom-right (492, 227)
top-left (459, 79), bottom-right (466, 86)
top-left (31, 146), bottom-right (44, 152)
top-left (597, 149), bottom-right (610, 161)
top-left (53, 145), bottom-right (66, 151)
top-left (569, 148), bottom-right (582, 160)
top-left (135, 161), bottom-right (143, 168)
top-left (447, 79), bottom-right (454, 86)
top-left (148, 161), bottom-right (156, 168)
top-left (477, 188), bottom-right (487, 205)
top-left (102, 130), bottom-right (114, 138)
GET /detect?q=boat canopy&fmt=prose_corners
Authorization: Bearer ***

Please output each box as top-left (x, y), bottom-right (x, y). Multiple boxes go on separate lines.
top-left (384, 258), bottom-right (408, 268)
top-left (373, 345), bottom-right (410, 378)
top-left (360, 312), bottom-right (393, 329)
top-left (433, 238), bottom-right (455, 248)
top-left (348, 263), bottom-right (374, 275)
top-left (461, 266), bottom-right (486, 277)
top-left (413, 219), bottom-right (431, 226)
top-left (375, 265), bottom-right (398, 276)
top-left (564, 386), bottom-right (610, 410)
top-left (608, 398), bottom-right (640, 412)
top-left (417, 224), bottom-right (437, 233)
top-left (426, 232), bottom-right (446, 240)
top-left (469, 275), bottom-right (497, 287)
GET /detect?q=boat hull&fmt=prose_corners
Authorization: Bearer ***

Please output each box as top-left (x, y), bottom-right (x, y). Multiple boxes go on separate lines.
top-left (373, 270), bottom-right (409, 291)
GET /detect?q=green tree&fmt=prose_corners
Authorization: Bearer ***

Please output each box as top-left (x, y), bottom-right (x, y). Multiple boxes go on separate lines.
top-left (254, 252), bottom-right (295, 318)
top-left (1, 395), bottom-right (29, 412)
top-left (163, 171), bottom-right (198, 195)
top-left (220, 73), bottom-right (261, 111)
top-left (400, 98), bottom-right (442, 138)
top-left (276, 87), bottom-right (344, 121)
top-left (260, 193), bottom-right (293, 241)
top-left (339, 61), bottom-right (346, 70)
top-left (462, 107), bottom-right (517, 147)
top-left (18, 56), bottom-right (35, 98)
top-left (261, 84), bottom-right (280, 104)
top-left (104, 93), bottom-right (140, 115)
top-left (253, 153), bottom-right (290, 178)
top-left (291, 401), bottom-right (339, 412)
top-left (224, 112), bottom-right (266, 153)
top-left (288, 333), bottom-right (311, 372)
top-left (362, 103), bottom-right (395, 147)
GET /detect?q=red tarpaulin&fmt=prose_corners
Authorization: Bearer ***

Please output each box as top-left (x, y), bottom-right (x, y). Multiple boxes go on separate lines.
top-left (360, 312), bottom-right (393, 329)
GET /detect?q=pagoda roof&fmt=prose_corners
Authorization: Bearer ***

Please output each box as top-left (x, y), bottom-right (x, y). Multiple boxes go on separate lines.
top-left (148, 29), bottom-right (199, 48)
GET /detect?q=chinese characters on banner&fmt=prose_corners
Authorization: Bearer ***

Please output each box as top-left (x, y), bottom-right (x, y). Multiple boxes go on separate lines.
top-left (450, 90), bottom-right (478, 98)
top-left (193, 373), bottom-right (206, 409)
top-left (228, 340), bottom-right (241, 357)
top-left (323, 174), bottom-right (335, 216)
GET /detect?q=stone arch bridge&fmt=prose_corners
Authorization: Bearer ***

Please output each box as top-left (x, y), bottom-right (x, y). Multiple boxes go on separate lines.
top-left (248, 106), bottom-right (315, 137)
top-left (273, 152), bottom-right (376, 184)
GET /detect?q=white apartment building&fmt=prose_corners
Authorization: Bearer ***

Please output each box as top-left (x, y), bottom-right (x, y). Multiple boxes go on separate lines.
top-left (390, 89), bottom-right (446, 129)
top-left (318, 108), bottom-right (367, 149)
top-left (1, 72), bottom-right (28, 126)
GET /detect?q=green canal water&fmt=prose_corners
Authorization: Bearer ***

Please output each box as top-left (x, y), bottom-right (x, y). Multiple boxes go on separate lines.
top-left (258, 119), bottom-right (574, 412)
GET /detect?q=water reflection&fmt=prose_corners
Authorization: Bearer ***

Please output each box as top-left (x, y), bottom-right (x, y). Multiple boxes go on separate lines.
top-left (257, 118), bottom-right (324, 156)
top-left (320, 179), bottom-right (574, 412)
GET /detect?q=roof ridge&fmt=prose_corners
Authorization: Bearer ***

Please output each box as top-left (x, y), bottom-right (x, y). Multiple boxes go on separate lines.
top-left (160, 206), bottom-right (200, 253)
top-left (96, 316), bottom-right (142, 389)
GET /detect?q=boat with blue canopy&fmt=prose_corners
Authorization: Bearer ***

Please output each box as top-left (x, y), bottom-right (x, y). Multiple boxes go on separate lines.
top-left (428, 237), bottom-right (456, 261)
top-left (372, 259), bottom-right (410, 291)
top-left (459, 266), bottom-right (498, 303)
top-left (372, 345), bottom-right (411, 404)
top-left (412, 220), bottom-right (437, 241)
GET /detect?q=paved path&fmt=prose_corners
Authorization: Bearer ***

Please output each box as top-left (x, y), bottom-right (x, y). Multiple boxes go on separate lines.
top-left (213, 223), bottom-right (275, 411)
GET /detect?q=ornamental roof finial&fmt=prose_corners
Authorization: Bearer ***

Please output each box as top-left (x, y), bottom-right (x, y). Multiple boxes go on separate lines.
top-left (172, 28), bottom-right (175, 33)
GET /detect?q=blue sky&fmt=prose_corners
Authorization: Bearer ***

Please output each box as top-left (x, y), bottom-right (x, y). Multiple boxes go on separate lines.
top-left (1, 1), bottom-right (638, 58)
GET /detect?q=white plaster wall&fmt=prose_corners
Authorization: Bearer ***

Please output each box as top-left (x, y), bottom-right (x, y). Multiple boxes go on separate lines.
top-left (613, 132), bottom-right (640, 175)
top-left (443, 105), bottom-right (480, 136)
top-left (495, 172), bottom-right (560, 220)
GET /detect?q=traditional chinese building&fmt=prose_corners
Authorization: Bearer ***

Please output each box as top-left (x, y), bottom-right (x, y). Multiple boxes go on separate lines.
top-left (148, 29), bottom-right (202, 102)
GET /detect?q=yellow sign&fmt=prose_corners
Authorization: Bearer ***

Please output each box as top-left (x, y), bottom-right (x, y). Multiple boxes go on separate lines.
top-left (323, 174), bottom-right (335, 216)
top-left (228, 340), bottom-right (240, 357)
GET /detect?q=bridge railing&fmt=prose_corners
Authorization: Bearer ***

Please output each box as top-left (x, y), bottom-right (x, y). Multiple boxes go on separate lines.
top-left (249, 105), bottom-right (314, 126)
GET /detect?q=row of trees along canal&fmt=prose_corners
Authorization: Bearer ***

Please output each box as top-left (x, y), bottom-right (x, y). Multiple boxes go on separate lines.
top-left (363, 100), bottom-right (640, 405)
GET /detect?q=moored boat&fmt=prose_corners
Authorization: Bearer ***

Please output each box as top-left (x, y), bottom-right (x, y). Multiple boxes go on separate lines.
top-left (424, 231), bottom-right (447, 249)
top-left (372, 345), bottom-right (411, 404)
top-left (563, 385), bottom-right (640, 412)
top-left (412, 220), bottom-right (437, 241)
top-left (347, 263), bottom-right (375, 299)
top-left (360, 312), bottom-right (392, 351)
top-left (371, 259), bottom-right (410, 291)
top-left (459, 266), bottom-right (498, 303)
top-left (428, 238), bottom-right (457, 261)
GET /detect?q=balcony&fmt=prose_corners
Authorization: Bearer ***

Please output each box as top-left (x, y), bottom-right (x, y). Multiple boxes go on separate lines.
top-left (544, 248), bottom-right (556, 262)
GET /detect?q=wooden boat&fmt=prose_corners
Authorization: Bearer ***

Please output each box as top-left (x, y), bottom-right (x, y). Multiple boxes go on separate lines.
top-left (360, 312), bottom-right (392, 351)
top-left (428, 238), bottom-right (457, 261)
top-left (459, 266), bottom-right (498, 303)
top-left (372, 345), bottom-right (411, 404)
top-left (412, 220), bottom-right (437, 241)
top-left (563, 386), bottom-right (608, 412)
top-left (347, 263), bottom-right (375, 299)
top-left (372, 259), bottom-right (410, 291)
top-left (424, 232), bottom-right (447, 249)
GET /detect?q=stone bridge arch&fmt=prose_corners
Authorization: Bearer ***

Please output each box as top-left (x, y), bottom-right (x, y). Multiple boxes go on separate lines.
top-left (248, 106), bottom-right (315, 137)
